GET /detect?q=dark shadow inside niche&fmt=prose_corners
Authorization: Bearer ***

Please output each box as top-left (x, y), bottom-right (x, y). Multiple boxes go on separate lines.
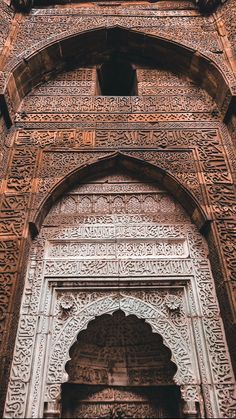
top-left (61, 310), bottom-right (181, 418)
top-left (96, 57), bottom-right (137, 96)
top-left (61, 384), bottom-right (182, 419)
top-left (64, 310), bottom-right (177, 388)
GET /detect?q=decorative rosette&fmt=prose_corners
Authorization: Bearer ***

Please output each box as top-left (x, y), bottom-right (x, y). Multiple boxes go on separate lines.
top-left (59, 294), bottom-right (75, 311)
top-left (165, 294), bottom-right (181, 311)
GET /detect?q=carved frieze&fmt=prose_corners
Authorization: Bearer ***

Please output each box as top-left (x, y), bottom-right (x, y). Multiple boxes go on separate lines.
top-left (47, 239), bottom-right (188, 260)
top-left (15, 127), bottom-right (220, 149)
top-left (21, 94), bottom-right (215, 114)
top-left (15, 112), bottom-right (219, 123)
top-left (45, 259), bottom-right (193, 277)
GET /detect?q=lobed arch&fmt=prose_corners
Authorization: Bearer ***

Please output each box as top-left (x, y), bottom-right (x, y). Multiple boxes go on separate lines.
top-left (1, 26), bottom-right (235, 126)
top-left (47, 295), bottom-right (194, 388)
top-left (30, 152), bottom-right (211, 237)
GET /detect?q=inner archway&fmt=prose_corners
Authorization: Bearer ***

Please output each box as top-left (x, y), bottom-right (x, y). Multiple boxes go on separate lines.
top-left (5, 165), bottom-right (234, 419)
top-left (61, 310), bottom-right (181, 419)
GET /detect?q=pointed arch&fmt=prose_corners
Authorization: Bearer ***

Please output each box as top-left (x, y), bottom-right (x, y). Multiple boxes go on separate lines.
top-left (30, 151), bottom-right (211, 238)
top-left (1, 26), bottom-right (234, 125)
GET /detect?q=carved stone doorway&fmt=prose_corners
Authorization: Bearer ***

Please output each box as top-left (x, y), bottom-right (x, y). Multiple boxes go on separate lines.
top-left (4, 165), bottom-right (236, 419)
top-left (61, 311), bottom-right (181, 419)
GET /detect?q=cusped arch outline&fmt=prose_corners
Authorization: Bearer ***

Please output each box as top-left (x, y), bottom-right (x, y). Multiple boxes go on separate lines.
top-left (30, 151), bottom-right (211, 237)
top-left (1, 26), bottom-right (235, 126)
top-left (47, 294), bottom-right (195, 388)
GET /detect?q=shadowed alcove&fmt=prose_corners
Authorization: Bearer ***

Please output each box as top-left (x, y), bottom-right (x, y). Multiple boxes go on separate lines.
top-left (61, 310), bottom-right (181, 418)
top-left (97, 57), bottom-right (137, 96)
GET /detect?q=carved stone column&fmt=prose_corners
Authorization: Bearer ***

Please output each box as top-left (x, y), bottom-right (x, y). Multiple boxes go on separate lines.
top-left (182, 400), bottom-right (199, 419)
top-left (43, 385), bottom-right (61, 419)
top-left (43, 401), bottom-right (60, 419)
top-left (181, 385), bottom-right (202, 419)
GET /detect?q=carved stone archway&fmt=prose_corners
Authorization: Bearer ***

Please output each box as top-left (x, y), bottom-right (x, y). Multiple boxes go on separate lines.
top-left (1, 26), bottom-right (235, 126)
top-left (30, 152), bottom-right (210, 235)
top-left (4, 166), bottom-right (236, 419)
top-left (59, 310), bottom-right (186, 418)
top-left (47, 295), bottom-right (194, 386)
top-left (44, 296), bottom-right (199, 419)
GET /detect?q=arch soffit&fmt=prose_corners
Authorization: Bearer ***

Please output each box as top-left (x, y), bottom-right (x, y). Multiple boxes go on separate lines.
top-left (30, 152), bottom-right (211, 237)
top-left (49, 295), bottom-right (192, 387)
top-left (1, 26), bottom-right (234, 125)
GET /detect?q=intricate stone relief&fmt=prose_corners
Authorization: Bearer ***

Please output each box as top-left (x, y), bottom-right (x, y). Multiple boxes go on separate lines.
top-left (65, 401), bottom-right (166, 419)
top-left (21, 94), bottom-right (215, 114)
top-left (0, 195), bottom-right (29, 237)
top-left (4, 12), bottom-right (230, 81)
top-left (203, 317), bottom-right (234, 384)
top-left (46, 193), bottom-right (183, 219)
top-left (47, 239), bottom-right (188, 260)
top-left (0, 0), bottom-right (13, 52)
top-left (45, 259), bottom-right (193, 277)
top-left (35, 149), bottom-right (202, 210)
top-left (47, 293), bottom-right (193, 386)
top-left (215, 384), bottom-right (236, 418)
top-left (15, 127), bottom-right (221, 150)
top-left (216, 219), bottom-right (236, 292)
top-left (4, 171), bottom-right (236, 418)
top-left (0, 273), bottom-right (16, 345)
top-left (40, 151), bottom-right (108, 179)
top-left (1, 1), bottom-right (236, 416)
top-left (6, 148), bottom-right (37, 193)
top-left (0, 239), bottom-right (19, 273)
top-left (221, 0), bottom-right (236, 51)
top-left (15, 112), bottom-right (219, 123)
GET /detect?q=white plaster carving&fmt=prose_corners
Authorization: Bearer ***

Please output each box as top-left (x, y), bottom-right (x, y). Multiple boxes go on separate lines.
top-left (4, 173), bottom-right (236, 419)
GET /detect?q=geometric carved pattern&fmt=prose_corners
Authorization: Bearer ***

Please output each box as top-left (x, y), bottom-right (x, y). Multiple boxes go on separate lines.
top-left (1, 3), bottom-right (236, 416)
top-left (4, 172), bottom-right (236, 419)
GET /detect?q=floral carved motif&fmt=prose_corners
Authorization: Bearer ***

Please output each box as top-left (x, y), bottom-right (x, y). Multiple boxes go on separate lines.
top-left (4, 174), bottom-right (236, 418)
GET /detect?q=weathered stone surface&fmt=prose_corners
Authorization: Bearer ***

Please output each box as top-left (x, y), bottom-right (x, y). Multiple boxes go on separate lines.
top-left (0, 0), bottom-right (236, 417)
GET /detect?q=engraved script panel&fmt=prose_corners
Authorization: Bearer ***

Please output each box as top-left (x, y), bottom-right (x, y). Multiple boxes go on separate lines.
top-left (44, 172), bottom-right (192, 278)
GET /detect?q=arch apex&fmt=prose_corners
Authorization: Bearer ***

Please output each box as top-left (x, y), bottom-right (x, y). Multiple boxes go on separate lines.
top-left (1, 26), bottom-right (234, 126)
top-left (29, 151), bottom-right (211, 239)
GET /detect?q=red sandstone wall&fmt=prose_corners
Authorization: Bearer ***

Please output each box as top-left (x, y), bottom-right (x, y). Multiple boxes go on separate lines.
top-left (0, 1), bottom-right (236, 415)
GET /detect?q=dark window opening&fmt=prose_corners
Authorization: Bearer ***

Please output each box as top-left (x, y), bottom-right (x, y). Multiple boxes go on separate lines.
top-left (97, 58), bottom-right (137, 96)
